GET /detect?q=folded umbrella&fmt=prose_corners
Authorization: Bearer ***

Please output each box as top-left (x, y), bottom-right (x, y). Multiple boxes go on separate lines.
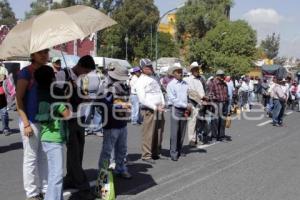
top-left (0, 5), bottom-right (117, 59)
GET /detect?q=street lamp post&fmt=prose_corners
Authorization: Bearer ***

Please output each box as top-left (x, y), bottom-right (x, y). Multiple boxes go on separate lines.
top-left (125, 34), bottom-right (129, 60)
top-left (155, 4), bottom-right (184, 70)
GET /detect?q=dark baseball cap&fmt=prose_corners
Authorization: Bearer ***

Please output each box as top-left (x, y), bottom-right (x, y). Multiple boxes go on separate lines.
top-left (139, 58), bottom-right (152, 68)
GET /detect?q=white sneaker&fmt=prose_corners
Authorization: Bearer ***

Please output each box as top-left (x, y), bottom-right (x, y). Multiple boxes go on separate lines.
top-left (95, 131), bottom-right (103, 137)
top-left (109, 162), bottom-right (116, 170)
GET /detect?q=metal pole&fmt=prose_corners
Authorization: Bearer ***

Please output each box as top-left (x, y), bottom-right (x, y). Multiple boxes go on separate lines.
top-left (94, 32), bottom-right (97, 56)
top-left (155, 29), bottom-right (158, 70)
top-left (155, 6), bottom-right (183, 70)
top-left (150, 25), bottom-right (153, 59)
top-left (125, 34), bottom-right (128, 60)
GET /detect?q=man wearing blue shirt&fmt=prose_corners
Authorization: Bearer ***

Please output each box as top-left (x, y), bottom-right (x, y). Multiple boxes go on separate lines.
top-left (167, 64), bottom-right (191, 161)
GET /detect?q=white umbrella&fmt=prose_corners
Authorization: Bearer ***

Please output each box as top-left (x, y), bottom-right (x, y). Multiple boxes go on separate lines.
top-left (0, 5), bottom-right (117, 59)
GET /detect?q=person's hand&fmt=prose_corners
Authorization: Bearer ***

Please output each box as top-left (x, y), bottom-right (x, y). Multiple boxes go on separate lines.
top-left (187, 104), bottom-right (193, 112)
top-left (24, 125), bottom-right (33, 137)
top-left (157, 104), bottom-right (165, 112)
top-left (202, 96), bottom-right (209, 101)
top-left (121, 102), bottom-right (131, 109)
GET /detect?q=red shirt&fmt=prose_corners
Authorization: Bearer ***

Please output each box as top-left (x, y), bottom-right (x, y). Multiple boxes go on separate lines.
top-left (208, 78), bottom-right (228, 102)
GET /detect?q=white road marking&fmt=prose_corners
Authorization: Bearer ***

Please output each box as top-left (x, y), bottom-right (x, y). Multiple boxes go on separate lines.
top-left (257, 111), bottom-right (293, 127)
top-left (197, 142), bottom-right (220, 149)
top-left (257, 120), bottom-right (272, 127)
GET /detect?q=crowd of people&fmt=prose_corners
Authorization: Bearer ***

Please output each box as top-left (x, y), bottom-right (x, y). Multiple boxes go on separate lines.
top-left (0, 48), bottom-right (299, 200)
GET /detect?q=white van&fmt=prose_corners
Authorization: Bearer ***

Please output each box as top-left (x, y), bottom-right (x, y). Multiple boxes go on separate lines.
top-left (93, 57), bottom-right (132, 69)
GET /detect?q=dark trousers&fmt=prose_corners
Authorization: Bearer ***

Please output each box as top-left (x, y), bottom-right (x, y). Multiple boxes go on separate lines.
top-left (170, 107), bottom-right (187, 159)
top-left (65, 118), bottom-right (90, 191)
top-left (196, 106), bottom-right (210, 143)
top-left (211, 102), bottom-right (228, 139)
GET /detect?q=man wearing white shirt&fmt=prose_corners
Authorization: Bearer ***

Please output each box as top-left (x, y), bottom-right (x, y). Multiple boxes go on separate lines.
top-left (167, 65), bottom-right (190, 161)
top-left (183, 62), bottom-right (205, 146)
top-left (129, 67), bottom-right (142, 124)
top-left (136, 59), bottom-right (165, 164)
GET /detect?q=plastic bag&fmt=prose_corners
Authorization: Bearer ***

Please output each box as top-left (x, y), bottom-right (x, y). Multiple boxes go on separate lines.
top-left (95, 160), bottom-right (115, 200)
top-left (225, 116), bottom-right (231, 128)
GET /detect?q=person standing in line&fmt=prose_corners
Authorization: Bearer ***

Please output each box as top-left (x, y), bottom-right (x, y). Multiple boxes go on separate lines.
top-left (167, 65), bottom-right (190, 161)
top-left (98, 62), bottom-right (132, 179)
top-left (0, 64), bottom-right (11, 136)
top-left (207, 70), bottom-right (230, 142)
top-left (183, 62), bottom-right (205, 147)
top-left (55, 55), bottom-right (96, 199)
top-left (129, 67), bottom-right (142, 125)
top-left (225, 76), bottom-right (235, 114)
top-left (16, 49), bottom-right (49, 200)
top-left (34, 65), bottom-right (71, 200)
top-left (135, 58), bottom-right (165, 164)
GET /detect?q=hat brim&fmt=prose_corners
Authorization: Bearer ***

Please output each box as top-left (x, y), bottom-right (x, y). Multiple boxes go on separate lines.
top-left (169, 67), bottom-right (183, 74)
top-left (141, 64), bottom-right (153, 68)
top-left (188, 65), bottom-right (200, 72)
top-left (108, 71), bottom-right (129, 81)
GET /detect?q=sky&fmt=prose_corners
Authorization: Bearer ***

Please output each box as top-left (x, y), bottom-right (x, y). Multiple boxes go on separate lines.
top-left (7, 0), bottom-right (300, 57)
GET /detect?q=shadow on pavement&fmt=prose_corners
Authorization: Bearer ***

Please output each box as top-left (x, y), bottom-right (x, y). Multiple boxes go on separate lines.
top-left (8, 128), bottom-right (20, 135)
top-left (127, 153), bottom-right (141, 162)
top-left (69, 162), bottom-right (157, 199)
top-left (0, 142), bottom-right (23, 153)
top-left (182, 145), bottom-right (207, 154)
top-left (116, 162), bottom-right (156, 196)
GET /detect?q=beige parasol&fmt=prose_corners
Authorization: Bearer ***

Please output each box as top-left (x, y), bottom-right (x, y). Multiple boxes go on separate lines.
top-left (0, 5), bottom-right (117, 59)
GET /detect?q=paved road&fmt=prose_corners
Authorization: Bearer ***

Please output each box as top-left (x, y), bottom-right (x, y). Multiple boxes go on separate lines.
top-left (1, 109), bottom-right (300, 200)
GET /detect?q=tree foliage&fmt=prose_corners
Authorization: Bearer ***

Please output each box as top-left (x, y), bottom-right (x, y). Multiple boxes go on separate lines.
top-left (189, 20), bottom-right (257, 75)
top-left (25, 0), bottom-right (48, 19)
top-left (98, 0), bottom-right (173, 62)
top-left (0, 0), bottom-right (17, 26)
top-left (176, 0), bottom-right (234, 42)
top-left (260, 33), bottom-right (280, 60)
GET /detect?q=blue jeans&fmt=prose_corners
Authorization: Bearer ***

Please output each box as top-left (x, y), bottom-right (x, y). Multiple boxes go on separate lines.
top-left (99, 127), bottom-right (128, 173)
top-left (272, 99), bottom-right (282, 124)
top-left (42, 142), bottom-right (64, 200)
top-left (0, 107), bottom-right (9, 131)
top-left (130, 94), bottom-right (142, 123)
top-left (85, 105), bottom-right (103, 133)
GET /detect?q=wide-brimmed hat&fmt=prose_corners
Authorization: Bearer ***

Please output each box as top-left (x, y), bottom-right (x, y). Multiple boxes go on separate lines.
top-left (169, 63), bottom-right (183, 74)
top-left (187, 61), bottom-right (201, 72)
top-left (216, 69), bottom-right (225, 76)
top-left (107, 62), bottom-right (129, 81)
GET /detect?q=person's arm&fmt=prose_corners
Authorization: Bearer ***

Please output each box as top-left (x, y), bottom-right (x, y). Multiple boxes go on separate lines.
top-left (16, 79), bottom-right (32, 137)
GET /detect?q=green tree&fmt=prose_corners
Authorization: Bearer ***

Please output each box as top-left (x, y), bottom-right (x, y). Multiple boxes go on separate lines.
top-left (25, 0), bottom-right (48, 19)
top-left (61, 0), bottom-right (76, 7)
top-left (134, 32), bottom-right (179, 60)
top-left (260, 33), bottom-right (280, 60)
top-left (189, 20), bottom-right (257, 75)
top-left (0, 0), bottom-right (17, 26)
top-left (176, 0), bottom-right (234, 42)
top-left (99, 0), bottom-right (161, 61)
